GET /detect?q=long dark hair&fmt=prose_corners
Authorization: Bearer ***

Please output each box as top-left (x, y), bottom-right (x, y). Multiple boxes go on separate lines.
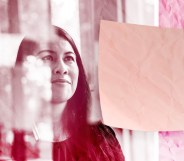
top-left (15, 26), bottom-right (91, 137)
top-left (54, 26), bottom-right (91, 136)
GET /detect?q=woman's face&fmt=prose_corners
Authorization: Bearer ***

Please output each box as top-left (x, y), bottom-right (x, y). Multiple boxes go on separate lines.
top-left (35, 37), bottom-right (79, 104)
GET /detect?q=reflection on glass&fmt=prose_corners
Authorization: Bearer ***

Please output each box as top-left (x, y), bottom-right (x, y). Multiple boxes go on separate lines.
top-left (0, 67), bottom-right (12, 159)
top-left (0, 56), bottom-right (52, 160)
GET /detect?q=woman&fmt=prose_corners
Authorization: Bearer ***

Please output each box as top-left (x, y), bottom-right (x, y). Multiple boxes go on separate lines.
top-left (15, 26), bottom-right (125, 161)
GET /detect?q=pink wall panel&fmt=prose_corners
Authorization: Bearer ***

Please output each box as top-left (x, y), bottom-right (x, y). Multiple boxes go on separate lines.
top-left (159, 0), bottom-right (184, 28)
top-left (159, 0), bottom-right (184, 160)
top-left (159, 132), bottom-right (184, 161)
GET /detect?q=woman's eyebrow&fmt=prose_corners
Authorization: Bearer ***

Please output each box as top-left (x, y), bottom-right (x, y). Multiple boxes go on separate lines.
top-left (64, 51), bottom-right (76, 56)
top-left (37, 50), bottom-right (56, 55)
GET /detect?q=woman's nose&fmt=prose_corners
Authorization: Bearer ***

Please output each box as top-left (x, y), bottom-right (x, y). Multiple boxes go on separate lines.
top-left (53, 60), bottom-right (68, 75)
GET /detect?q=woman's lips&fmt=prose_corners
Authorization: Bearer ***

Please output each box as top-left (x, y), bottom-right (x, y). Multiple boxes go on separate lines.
top-left (51, 78), bottom-right (71, 85)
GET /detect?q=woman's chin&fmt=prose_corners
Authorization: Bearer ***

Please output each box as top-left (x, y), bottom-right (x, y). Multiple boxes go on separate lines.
top-left (51, 95), bottom-right (70, 104)
top-left (51, 87), bottom-right (74, 104)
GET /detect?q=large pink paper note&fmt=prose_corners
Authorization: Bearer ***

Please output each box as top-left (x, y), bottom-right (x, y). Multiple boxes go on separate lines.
top-left (99, 20), bottom-right (184, 131)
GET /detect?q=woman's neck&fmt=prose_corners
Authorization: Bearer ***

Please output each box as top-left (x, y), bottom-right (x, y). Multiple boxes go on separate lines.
top-left (51, 102), bottom-right (68, 141)
top-left (51, 102), bottom-right (66, 122)
top-left (33, 102), bottom-right (68, 142)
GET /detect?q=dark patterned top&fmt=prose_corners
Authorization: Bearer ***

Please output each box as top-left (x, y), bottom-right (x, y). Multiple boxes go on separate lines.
top-left (52, 122), bottom-right (125, 161)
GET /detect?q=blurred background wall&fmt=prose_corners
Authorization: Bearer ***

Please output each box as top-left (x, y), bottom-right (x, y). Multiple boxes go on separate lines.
top-left (0, 0), bottom-right (160, 161)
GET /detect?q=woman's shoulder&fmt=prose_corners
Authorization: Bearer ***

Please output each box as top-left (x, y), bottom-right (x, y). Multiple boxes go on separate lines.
top-left (87, 121), bottom-right (122, 150)
top-left (88, 121), bottom-right (116, 138)
top-left (86, 121), bottom-right (125, 160)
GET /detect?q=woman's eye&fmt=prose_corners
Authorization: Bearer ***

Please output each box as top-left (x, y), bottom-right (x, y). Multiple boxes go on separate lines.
top-left (41, 55), bottom-right (54, 62)
top-left (64, 56), bottom-right (75, 62)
